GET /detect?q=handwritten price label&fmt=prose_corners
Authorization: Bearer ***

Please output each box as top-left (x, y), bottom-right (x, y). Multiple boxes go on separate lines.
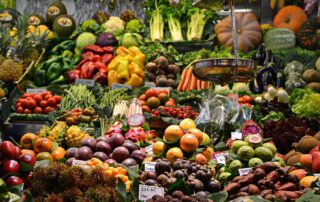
top-left (75, 79), bottom-right (95, 87)
top-left (145, 145), bottom-right (153, 155)
top-left (26, 88), bottom-right (47, 94)
top-left (231, 132), bottom-right (243, 140)
top-left (145, 82), bottom-right (156, 88)
top-left (145, 162), bottom-right (156, 172)
top-left (72, 160), bottom-right (87, 166)
top-left (238, 168), bottom-right (253, 176)
top-left (216, 156), bottom-right (226, 165)
top-left (112, 83), bottom-right (132, 90)
top-left (139, 185), bottom-right (164, 201)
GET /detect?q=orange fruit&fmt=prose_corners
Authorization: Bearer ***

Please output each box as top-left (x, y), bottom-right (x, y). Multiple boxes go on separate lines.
top-left (202, 147), bottom-right (214, 161)
top-left (188, 128), bottom-right (203, 143)
top-left (147, 97), bottom-right (161, 109)
top-left (21, 149), bottom-right (36, 157)
top-left (180, 118), bottom-right (196, 130)
top-left (195, 153), bottom-right (208, 165)
top-left (299, 154), bottom-right (312, 170)
top-left (158, 93), bottom-right (169, 104)
top-left (300, 176), bottom-right (318, 188)
top-left (36, 152), bottom-right (53, 162)
top-left (165, 100), bottom-right (176, 107)
top-left (152, 141), bottom-right (165, 156)
top-left (164, 125), bottom-right (184, 143)
top-left (33, 138), bottom-right (53, 153)
top-left (166, 147), bottom-right (183, 163)
top-left (180, 134), bottom-right (199, 153)
top-left (145, 89), bottom-right (158, 99)
top-left (51, 146), bottom-right (66, 161)
top-left (289, 169), bottom-right (307, 180)
top-left (20, 133), bottom-right (38, 149)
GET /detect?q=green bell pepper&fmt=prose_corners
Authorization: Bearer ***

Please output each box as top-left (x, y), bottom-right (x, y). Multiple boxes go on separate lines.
top-left (71, 54), bottom-right (81, 66)
top-left (51, 40), bottom-right (75, 55)
top-left (62, 57), bottom-right (73, 72)
top-left (42, 56), bottom-right (63, 70)
top-left (50, 75), bottom-right (66, 84)
top-left (62, 50), bottom-right (73, 59)
top-left (34, 69), bottom-right (47, 86)
top-left (46, 62), bottom-right (62, 82)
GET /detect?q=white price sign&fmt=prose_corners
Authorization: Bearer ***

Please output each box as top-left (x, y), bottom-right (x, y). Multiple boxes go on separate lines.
top-left (139, 185), bottom-right (164, 201)
top-left (72, 160), bottom-right (87, 166)
top-left (112, 83), bottom-right (132, 89)
top-left (238, 168), bottom-right (253, 176)
top-left (314, 173), bottom-right (320, 178)
top-left (75, 79), bottom-right (95, 87)
top-left (145, 82), bottom-right (156, 87)
top-left (145, 162), bottom-right (156, 172)
top-left (145, 145), bottom-right (153, 155)
top-left (231, 132), bottom-right (243, 140)
top-left (26, 88), bottom-right (47, 94)
top-left (216, 156), bottom-right (226, 165)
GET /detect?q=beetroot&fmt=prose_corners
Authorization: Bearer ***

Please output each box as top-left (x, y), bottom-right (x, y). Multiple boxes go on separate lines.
top-left (127, 114), bottom-right (145, 127)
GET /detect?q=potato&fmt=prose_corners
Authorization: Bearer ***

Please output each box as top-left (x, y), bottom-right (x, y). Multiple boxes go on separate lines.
top-left (302, 69), bottom-right (320, 83)
top-left (307, 82), bottom-right (320, 91)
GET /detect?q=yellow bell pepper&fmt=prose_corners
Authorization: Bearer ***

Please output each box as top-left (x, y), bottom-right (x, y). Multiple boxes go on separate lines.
top-left (107, 56), bottom-right (122, 71)
top-left (125, 73), bottom-right (143, 88)
top-left (117, 60), bottom-right (130, 83)
top-left (134, 54), bottom-right (145, 65)
top-left (108, 70), bottom-right (119, 87)
top-left (129, 62), bottom-right (144, 78)
top-left (116, 46), bottom-right (131, 56)
top-left (128, 46), bottom-right (142, 55)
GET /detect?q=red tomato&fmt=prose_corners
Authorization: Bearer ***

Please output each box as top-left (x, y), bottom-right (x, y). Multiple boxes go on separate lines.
top-left (17, 98), bottom-right (24, 103)
top-left (44, 106), bottom-right (55, 114)
top-left (30, 93), bottom-right (37, 98)
top-left (157, 89), bottom-right (169, 95)
top-left (53, 95), bottom-right (62, 104)
top-left (41, 91), bottom-right (52, 97)
top-left (33, 107), bottom-right (43, 114)
top-left (16, 102), bottom-right (22, 108)
top-left (47, 98), bottom-right (57, 107)
top-left (44, 94), bottom-right (52, 101)
top-left (20, 99), bottom-right (28, 108)
top-left (33, 94), bottom-right (43, 104)
top-left (22, 93), bottom-right (30, 98)
top-left (142, 105), bottom-right (151, 113)
top-left (165, 100), bottom-right (176, 107)
top-left (139, 94), bottom-right (146, 101)
top-left (24, 108), bottom-right (32, 114)
top-left (27, 99), bottom-right (37, 109)
top-left (40, 100), bottom-right (47, 109)
top-left (26, 97), bottom-right (33, 100)
top-left (238, 97), bottom-right (246, 103)
top-left (16, 107), bottom-right (24, 113)
top-left (242, 95), bottom-right (252, 103)
top-left (145, 89), bottom-right (158, 99)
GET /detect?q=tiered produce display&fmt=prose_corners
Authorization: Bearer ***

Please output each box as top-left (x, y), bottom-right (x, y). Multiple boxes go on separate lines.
top-left (0, 0), bottom-right (320, 201)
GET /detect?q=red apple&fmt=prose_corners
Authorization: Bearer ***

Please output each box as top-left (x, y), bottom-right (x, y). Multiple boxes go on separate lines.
top-left (18, 154), bottom-right (36, 168)
top-left (21, 172), bottom-right (33, 188)
top-left (2, 160), bottom-right (20, 173)
top-left (15, 146), bottom-right (22, 158)
top-left (0, 141), bottom-right (18, 159)
top-left (5, 176), bottom-right (23, 186)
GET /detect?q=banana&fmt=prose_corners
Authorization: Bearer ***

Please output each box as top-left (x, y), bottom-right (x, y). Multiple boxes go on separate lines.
top-left (278, 0), bottom-right (285, 8)
top-left (270, 0), bottom-right (277, 9)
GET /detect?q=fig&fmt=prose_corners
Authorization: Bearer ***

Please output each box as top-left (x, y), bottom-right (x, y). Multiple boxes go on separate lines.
top-left (145, 179), bottom-right (157, 186)
top-left (96, 136), bottom-right (109, 142)
top-left (105, 159), bottom-right (118, 166)
top-left (112, 146), bottom-right (129, 162)
top-left (172, 190), bottom-right (184, 199)
top-left (122, 140), bottom-right (139, 153)
top-left (81, 137), bottom-right (97, 150)
top-left (109, 133), bottom-right (125, 149)
top-left (93, 152), bottom-right (108, 161)
top-left (76, 146), bottom-right (92, 160)
top-left (130, 150), bottom-right (146, 164)
top-left (65, 147), bottom-right (78, 158)
top-left (155, 160), bottom-right (171, 175)
top-left (122, 158), bottom-right (137, 167)
top-left (65, 157), bottom-right (75, 166)
top-left (95, 141), bottom-right (112, 155)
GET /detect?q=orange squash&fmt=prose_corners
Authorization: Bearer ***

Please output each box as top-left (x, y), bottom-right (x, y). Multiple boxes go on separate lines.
top-left (273, 6), bottom-right (307, 33)
top-left (215, 12), bottom-right (261, 52)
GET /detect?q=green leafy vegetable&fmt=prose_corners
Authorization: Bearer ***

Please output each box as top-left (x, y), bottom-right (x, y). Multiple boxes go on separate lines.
top-left (187, 8), bottom-right (213, 41)
top-left (261, 111), bottom-right (285, 122)
top-left (292, 92), bottom-right (320, 118)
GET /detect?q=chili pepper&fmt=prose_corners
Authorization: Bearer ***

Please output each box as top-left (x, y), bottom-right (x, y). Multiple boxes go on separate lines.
top-left (70, 54), bottom-right (81, 66)
top-left (67, 70), bottom-right (81, 83)
top-left (102, 46), bottom-right (114, 54)
top-left (93, 71), bottom-right (108, 85)
top-left (50, 75), bottom-right (66, 85)
top-left (34, 69), bottom-right (47, 86)
top-left (102, 54), bottom-right (114, 66)
top-left (46, 62), bottom-right (62, 82)
top-left (83, 45), bottom-right (105, 54)
top-left (62, 57), bottom-right (74, 73)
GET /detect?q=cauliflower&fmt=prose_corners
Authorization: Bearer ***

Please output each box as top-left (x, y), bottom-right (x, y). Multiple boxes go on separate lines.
top-left (102, 16), bottom-right (125, 34)
top-left (125, 19), bottom-right (145, 33)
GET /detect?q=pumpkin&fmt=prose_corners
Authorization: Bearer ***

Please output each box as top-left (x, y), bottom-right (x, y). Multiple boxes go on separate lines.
top-left (215, 12), bottom-right (261, 52)
top-left (273, 6), bottom-right (307, 33)
top-left (263, 28), bottom-right (296, 50)
top-left (297, 17), bottom-right (320, 50)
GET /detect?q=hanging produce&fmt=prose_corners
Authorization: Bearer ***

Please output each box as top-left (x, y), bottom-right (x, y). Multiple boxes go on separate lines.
top-left (297, 16), bottom-right (320, 50)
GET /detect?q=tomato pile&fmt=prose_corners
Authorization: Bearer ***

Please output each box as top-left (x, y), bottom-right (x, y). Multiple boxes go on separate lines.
top-left (139, 88), bottom-right (176, 113)
top-left (151, 106), bottom-right (199, 119)
top-left (15, 91), bottom-right (61, 114)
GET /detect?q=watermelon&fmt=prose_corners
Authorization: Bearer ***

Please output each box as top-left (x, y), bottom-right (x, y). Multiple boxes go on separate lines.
top-left (263, 28), bottom-right (296, 50)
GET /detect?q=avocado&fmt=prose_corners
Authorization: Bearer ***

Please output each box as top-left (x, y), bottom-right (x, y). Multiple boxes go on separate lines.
top-left (46, 1), bottom-right (67, 27)
top-left (0, 8), bottom-right (20, 25)
top-left (28, 13), bottom-right (46, 26)
top-left (52, 14), bottom-right (75, 38)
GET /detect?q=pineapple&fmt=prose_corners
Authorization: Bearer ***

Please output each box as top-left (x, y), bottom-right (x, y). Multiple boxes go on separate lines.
top-left (0, 58), bottom-right (23, 82)
top-left (47, 121), bottom-right (67, 145)
top-left (38, 126), bottom-right (50, 137)
top-left (65, 125), bottom-right (90, 147)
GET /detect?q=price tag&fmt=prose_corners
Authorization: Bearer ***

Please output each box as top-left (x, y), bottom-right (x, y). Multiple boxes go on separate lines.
top-left (231, 132), bottom-right (243, 140)
top-left (314, 173), bottom-right (320, 178)
top-left (112, 83), bottom-right (132, 90)
top-left (216, 156), bottom-right (226, 165)
top-left (139, 185), bottom-right (164, 201)
top-left (72, 160), bottom-right (87, 166)
top-left (75, 79), bottom-right (95, 87)
top-left (145, 82), bottom-right (156, 88)
top-left (26, 88), bottom-right (47, 94)
top-left (145, 145), bottom-right (153, 155)
top-left (145, 162), bottom-right (156, 172)
top-left (238, 168), bottom-right (253, 176)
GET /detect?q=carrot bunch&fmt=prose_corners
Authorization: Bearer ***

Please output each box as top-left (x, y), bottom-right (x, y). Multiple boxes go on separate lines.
top-left (177, 66), bottom-right (211, 91)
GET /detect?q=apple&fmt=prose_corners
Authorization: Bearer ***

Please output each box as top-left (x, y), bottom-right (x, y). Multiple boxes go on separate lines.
top-left (5, 176), bottom-right (23, 186)
top-left (2, 160), bottom-right (20, 173)
top-left (15, 146), bottom-right (22, 158)
top-left (21, 172), bottom-right (33, 188)
top-left (0, 141), bottom-right (18, 159)
top-left (18, 154), bottom-right (36, 168)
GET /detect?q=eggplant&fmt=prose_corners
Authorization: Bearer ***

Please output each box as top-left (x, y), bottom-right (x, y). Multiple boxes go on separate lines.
top-left (263, 50), bottom-right (274, 66)
top-left (255, 44), bottom-right (266, 65)
top-left (249, 79), bottom-right (262, 94)
top-left (256, 66), bottom-right (277, 91)
top-left (276, 72), bottom-right (285, 88)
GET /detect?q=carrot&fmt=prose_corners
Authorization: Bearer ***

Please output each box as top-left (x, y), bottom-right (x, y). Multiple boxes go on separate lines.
top-left (201, 81), bottom-right (206, 89)
top-left (196, 79), bottom-right (201, 90)
top-left (203, 81), bottom-right (210, 89)
top-left (177, 68), bottom-right (187, 91)
top-left (190, 74), bottom-right (197, 90)
top-left (182, 67), bottom-right (193, 91)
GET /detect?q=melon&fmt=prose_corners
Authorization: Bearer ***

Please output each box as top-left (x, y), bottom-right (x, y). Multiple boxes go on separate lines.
top-left (231, 140), bottom-right (248, 154)
top-left (263, 28), bottom-right (296, 50)
top-left (248, 158), bottom-right (263, 167)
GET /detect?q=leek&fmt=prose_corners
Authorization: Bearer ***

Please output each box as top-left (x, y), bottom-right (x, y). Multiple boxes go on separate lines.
top-left (150, 5), bottom-right (164, 42)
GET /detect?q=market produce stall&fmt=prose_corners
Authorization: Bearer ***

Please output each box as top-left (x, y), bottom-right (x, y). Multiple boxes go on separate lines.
top-left (0, 0), bottom-right (320, 201)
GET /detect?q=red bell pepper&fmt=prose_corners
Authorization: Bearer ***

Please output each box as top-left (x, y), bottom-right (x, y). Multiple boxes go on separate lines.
top-left (102, 46), bottom-right (114, 54)
top-left (81, 51), bottom-right (95, 60)
top-left (93, 72), bottom-right (108, 85)
top-left (102, 54), bottom-right (114, 66)
top-left (83, 45), bottom-right (105, 54)
top-left (80, 61), bottom-right (94, 79)
top-left (67, 70), bottom-right (81, 83)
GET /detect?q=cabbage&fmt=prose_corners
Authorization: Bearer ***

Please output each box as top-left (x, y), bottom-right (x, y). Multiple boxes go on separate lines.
top-left (76, 32), bottom-right (96, 49)
top-left (120, 33), bottom-right (143, 48)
